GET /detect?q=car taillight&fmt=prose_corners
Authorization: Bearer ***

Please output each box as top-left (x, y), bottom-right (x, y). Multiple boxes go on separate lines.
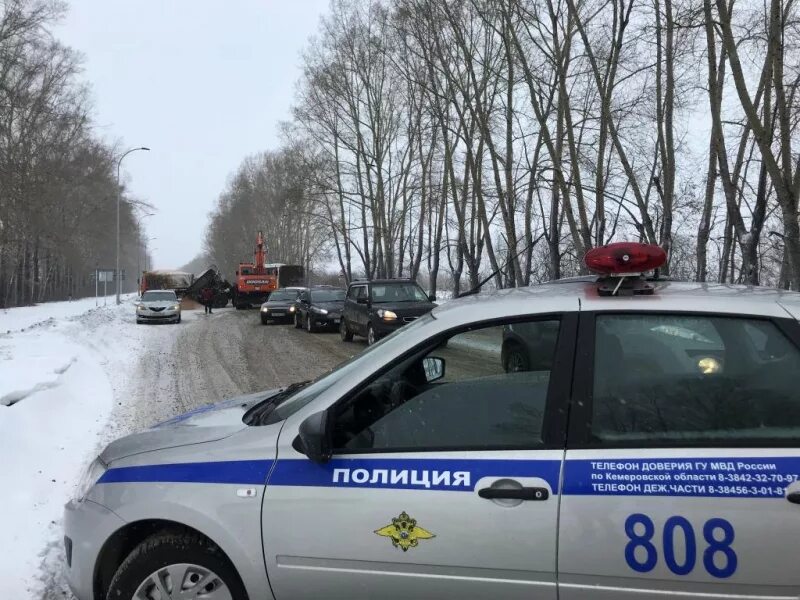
top-left (584, 242), bottom-right (667, 275)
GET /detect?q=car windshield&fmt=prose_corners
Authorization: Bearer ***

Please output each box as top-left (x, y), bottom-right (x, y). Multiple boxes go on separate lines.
top-left (370, 283), bottom-right (428, 303)
top-left (311, 289), bottom-right (345, 302)
top-left (141, 291), bottom-right (177, 302)
top-left (261, 311), bottom-right (436, 424)
top-left (269, 290), bottom-right (299, 301)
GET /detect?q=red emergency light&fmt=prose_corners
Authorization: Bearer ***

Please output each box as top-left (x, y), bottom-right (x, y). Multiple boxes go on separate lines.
top-left (584, 242), bottom-right (667, 275)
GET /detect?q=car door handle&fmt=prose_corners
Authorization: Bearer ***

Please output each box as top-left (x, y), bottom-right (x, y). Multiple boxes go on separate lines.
top-left (787, 491), bottom-right (800, 504)
top-left (478, 487), bottom-right (549, 501)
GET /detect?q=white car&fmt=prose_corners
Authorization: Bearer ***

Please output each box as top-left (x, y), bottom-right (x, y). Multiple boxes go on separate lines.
top-left (66, 242), bottom-right (800, 600)
top-left (136, 290), bottom-right (181, 324)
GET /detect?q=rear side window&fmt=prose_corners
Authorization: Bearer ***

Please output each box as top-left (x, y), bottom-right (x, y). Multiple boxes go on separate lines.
top-left (591, 314), bottom-right (800, 445)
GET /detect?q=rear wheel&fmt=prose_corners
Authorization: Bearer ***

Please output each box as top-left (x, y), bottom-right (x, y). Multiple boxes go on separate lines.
top-left (107, 530), bottom-right (247, 600)
top-left (367, 323), bottom-right (377, 346)
top-left (340, 319), bottom-right (353, 342)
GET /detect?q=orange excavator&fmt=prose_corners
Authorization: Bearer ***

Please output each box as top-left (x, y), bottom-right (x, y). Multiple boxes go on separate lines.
top-left (231, 231), bottom-right (278, 309)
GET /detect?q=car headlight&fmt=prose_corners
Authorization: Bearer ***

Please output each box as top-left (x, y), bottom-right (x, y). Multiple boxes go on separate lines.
top-left (289, 305), bottom-right (296, 312)
top-left (136, 305), bottom-right (145, 312)
top-left (312, 307), bottom-right (328, 315)
top-left (261, 306), bottom-right (269, 312)
top-left (73, 457), bottom-right (107, 502)
top-left (170, 304), bottom-right (180, 311)
top-left (377, 309), bottom-right (398, 321)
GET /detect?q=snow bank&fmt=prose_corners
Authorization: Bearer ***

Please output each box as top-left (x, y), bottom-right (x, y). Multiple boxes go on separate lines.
top-left (0, 294), bottom-right (128, 335)
top-left (0, 294), bottom-right (175, 598)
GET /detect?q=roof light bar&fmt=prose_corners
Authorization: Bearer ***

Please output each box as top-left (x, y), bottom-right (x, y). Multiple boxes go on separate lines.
top-left (584, 242), bottom-right (667, 275)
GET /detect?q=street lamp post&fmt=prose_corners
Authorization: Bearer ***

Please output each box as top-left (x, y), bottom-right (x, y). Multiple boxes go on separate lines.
top-left (136, 213), bottom-right (155, 291)
top-left (141, 236), bottom-right (157, 283)
top-left (116, 146), bottom-right (150, 304)
top-left (147, 248), bottom-right (158, 273)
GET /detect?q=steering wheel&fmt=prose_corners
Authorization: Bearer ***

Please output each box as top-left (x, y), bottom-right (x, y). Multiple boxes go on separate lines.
top-left (388, 379), bottom-right (420, 410)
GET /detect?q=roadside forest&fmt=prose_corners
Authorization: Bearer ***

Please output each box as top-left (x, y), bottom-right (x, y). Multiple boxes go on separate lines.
top-left (207, 0), bottom-right (800, 295)
top-left (0, 0), bottom-right (147, 307)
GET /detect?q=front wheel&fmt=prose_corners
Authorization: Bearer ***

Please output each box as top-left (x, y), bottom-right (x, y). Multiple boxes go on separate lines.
top-left (306, 315), bottom-right (316, 333)
top-left (294, 313), bottom-right (302, 329)
top-left (340, 319), bottom-right (353, 342)
top-left (107, 530), bottom-right (247, 600)
top-left (260, 316), bottom-right (268, 325)
top-left (367, 323), bottom-right (377, 346)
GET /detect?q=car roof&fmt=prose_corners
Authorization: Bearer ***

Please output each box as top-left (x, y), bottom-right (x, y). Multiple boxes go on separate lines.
top-left (310, 286), bottom-right (345, 291)
top-left (430, 280), bottom-right (800, 327)
top-left (350, 278), bottom-right (415, 285)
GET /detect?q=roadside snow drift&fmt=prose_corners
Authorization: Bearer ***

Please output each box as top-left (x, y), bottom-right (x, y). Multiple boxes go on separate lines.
top-left (0, 294), bottom-right (183, 599)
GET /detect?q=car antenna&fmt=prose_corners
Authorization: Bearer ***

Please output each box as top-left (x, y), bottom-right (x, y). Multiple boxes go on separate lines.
top-left (457, 233), bottom-right (545, 298)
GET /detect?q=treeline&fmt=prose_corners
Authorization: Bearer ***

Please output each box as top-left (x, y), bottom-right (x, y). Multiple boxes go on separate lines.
top-left (0, 0), bottom-right (146, 307)
top-left (207, 0), bottom-right (800, 294)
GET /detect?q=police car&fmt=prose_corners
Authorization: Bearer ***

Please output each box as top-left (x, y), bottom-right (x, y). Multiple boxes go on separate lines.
top-left (64, 242), bottom-right (800, 600)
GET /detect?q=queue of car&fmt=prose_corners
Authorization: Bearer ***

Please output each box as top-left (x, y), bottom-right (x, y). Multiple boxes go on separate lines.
top-left (260, 278), bottom-right (438, 345)
top-left (66, 241), bottom-right (800, 600)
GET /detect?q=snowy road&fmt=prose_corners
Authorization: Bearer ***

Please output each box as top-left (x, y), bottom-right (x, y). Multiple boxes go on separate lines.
top-left (0, 300), bottom-right (363, 600)
top-left (114, 307), bottom-right (363, 434)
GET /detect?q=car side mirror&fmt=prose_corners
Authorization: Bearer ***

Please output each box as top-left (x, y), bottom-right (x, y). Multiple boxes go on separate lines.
top-left (296, 411), bottom-right (332, 464)
top-left (422, 356), bottom-right (445, 383)
top-left (428, 294), bottom-right (436, 302)
top-left (357, 297), bottom-right (369, 305)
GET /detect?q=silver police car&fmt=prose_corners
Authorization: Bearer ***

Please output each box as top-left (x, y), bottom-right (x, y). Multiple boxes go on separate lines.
top-left (65, 243), bottom-right (800, 599)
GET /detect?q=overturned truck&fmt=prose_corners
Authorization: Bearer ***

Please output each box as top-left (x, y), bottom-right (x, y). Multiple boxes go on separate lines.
top-left (184, 266), bottom-right (231, 308)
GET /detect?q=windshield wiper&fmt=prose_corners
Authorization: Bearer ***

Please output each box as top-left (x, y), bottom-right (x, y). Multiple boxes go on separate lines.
top-left (242, 380), bottom-right (311, 425)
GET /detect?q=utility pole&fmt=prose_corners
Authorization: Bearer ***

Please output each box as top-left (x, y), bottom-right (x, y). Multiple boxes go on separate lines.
top-left (116, 146), bottom-right (150, 304)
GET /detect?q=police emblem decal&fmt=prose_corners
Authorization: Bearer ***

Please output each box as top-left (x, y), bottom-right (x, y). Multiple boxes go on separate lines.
top-left (374, 511), bottom-right (435, 551)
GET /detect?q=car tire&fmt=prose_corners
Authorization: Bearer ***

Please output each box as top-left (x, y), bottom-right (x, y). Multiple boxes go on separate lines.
top-left (367, 323), bottom-right (377, 346)
top-left (176, 315), bottom-right (181, 324)
top-left (261, 315), bottom-right (269, 325)
top-left (307, 315), bottom-right (316, 333)
top-left (136, 318), bottom-right (142, 325)
top-left (294, 313), bottom-right (302, 329)
top-left (106, 530), bottom-right (247, 600)
top-left (503, 343), bottom-right (530, 373)
top-left (340, 319), bottom-right (353, 342)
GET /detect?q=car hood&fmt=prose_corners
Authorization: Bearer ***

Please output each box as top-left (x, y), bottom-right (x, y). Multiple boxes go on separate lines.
top-left (314, 301), bottom-right (344, 312)
top-left (373, 301), bottom-right (435, 317)
top-left (264, 301), bottom-right (295, 309)
top-left (99, 388), bottom-right (279, 463)
top-left (140, 300), bottom-right (178, 309)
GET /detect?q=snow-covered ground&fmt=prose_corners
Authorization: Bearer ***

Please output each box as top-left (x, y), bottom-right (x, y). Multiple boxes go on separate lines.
top-left (0, 294), bottom-right (117, 335)
top-left (0, 295), bottom-right (196, 599)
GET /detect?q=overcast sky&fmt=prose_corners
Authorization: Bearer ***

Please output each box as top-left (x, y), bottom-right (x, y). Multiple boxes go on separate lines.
top-left (55, 0), bottom-right (329, 270)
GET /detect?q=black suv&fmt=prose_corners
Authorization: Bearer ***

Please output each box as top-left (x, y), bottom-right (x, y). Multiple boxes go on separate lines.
top-left (294, 286), bottom-right (347, 332)
top-left (341, 279), bottom-right (436, 345)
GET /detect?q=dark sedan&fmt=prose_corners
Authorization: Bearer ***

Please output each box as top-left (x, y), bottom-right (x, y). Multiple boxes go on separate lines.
top-left (294, 287), bottom-right (346, 332)
top-left (260, 287), bottom-right (307, 324)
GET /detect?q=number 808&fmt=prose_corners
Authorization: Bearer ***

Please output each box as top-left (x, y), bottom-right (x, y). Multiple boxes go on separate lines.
top-left (624, 513), bottom-right (737, 579)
